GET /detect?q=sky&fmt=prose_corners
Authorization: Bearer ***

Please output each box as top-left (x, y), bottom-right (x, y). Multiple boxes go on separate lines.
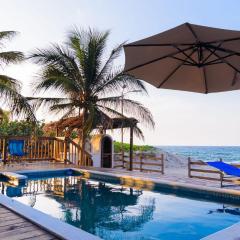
top-left (1, 0), bottom-right (240, 146)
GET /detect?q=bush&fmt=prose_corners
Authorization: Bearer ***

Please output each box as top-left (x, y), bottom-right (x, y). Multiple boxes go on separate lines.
top-left (114, 141), bottom-right (155, 153)
top-left (0, 120), bottom-right (44, 137)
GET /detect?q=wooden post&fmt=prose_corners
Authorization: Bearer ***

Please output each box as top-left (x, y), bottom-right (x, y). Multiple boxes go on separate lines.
top-left (53, 138), bottom-right (57, 160)
top-left (188, 157), bottom-right (191, 178)
top-left (129, 125), bottom-right (134, 171)
top-left (140, 152), bottom-right (143, 172)
top-left (161, 153), bottom-right (164, 174)
top-left (2, 138), bottom-right (7, 165)
top-left (220, 158), bottom-right (223, 188)
top-left (63, 139), bottom-right (68, 164)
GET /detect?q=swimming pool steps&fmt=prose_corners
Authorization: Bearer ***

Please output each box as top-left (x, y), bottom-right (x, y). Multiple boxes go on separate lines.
top-left (0, 172), bottom-right (27, 185)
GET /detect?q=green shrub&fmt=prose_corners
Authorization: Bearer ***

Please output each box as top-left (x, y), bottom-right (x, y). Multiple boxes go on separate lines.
top-left (114, 141), bottom-right (155, 153)
top-left (0, 120), bottom-right (44, 137)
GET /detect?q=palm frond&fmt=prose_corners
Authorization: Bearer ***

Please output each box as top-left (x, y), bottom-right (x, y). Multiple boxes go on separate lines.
top-left (27, 97), bottom-right (70, 111)
top-left (0, 75), bottom-right (21, 92)
top-left (96, 104), bottom-right (125, 118)
top-left (95, 42), bottom-right (125, 83)
top-left (133, 125), bottom-right (145, 140)
top-left (98, 97), bottom-right (155, 129)
top-left (93, 69), bottom-right (147, 96)
top-left (0, 51), bottom-right (24, 65)
top-left (0, 83), bottom-right (35, 121)
top-left (0, 31), bottom-right (35, 122)
top-left (68, 27), bottom-right (110, 88)
top-left (0, 31), bottom-right (17, 45)
top-left (30, 45), bottom-right (83, 94)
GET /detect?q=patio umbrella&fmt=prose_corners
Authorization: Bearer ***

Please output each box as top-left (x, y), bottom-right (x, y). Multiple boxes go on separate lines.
top-left (124, 23), bottom-right (240, 93)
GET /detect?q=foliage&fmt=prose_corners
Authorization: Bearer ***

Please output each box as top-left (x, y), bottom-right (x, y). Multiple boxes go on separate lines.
top-left (0, 108), bottom-right (10, 122)
top-left (0, 120), bottom-right (44, 136)
top-left (28, 27), bottom-right (154, 143)
top-left (70, 130), bottom-right (78, 139)
top-left (0, 31), bottom-right (35, 121)
top-left (114, 141), bottom-right (156, 153)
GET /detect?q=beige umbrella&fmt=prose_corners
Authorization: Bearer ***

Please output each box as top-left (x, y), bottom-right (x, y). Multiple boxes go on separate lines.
top-left (124, 23), bottom-right (240, 93)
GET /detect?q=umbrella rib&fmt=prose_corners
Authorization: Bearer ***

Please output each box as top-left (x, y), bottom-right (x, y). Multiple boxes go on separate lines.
top-left (124, 46), bottom-right (193, 72)
top-left (170, 56), bottom-right (195, 65)
top-left (207, 37), bottom-right (240, 45)
top-left (205, 46), bottom-right (240, 85)
top-left (202, 42), bottom-right (223, 64)
top-left (206, 44), bottom-right (240, 56)
top-left (185, 23), bottom-right (199, 42)
top-left (124, 43), bottom-right (195, 47)
top-left (206, 46), bottom-right (240, 73)
top-left (173, 45), bottom-right (198, 65)
top-left (158, 48), bottom-right (197, 88)
top-left (205, 53), bottom-right (236, 65)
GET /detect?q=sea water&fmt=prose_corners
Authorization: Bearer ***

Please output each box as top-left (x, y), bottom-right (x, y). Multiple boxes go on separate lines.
top-left (158, 146), bottom-right (240, 162)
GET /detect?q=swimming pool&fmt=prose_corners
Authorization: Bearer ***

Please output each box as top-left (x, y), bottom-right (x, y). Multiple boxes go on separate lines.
top-left (0, 170), bottom-right (239, 240)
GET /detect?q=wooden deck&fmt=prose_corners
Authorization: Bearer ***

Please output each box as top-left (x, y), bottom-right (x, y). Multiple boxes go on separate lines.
top-left (0, 204), bottom-right (59, 240)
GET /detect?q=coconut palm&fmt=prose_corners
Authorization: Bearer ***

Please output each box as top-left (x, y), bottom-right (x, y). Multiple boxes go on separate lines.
top-left (0, 31), bottom-right (35, 121)
top-left (29, 28), bottom-right (154, 160)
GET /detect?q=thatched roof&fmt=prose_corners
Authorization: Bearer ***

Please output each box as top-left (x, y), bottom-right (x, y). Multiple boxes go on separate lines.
top-left (44, 115), bottom-right (138, 136)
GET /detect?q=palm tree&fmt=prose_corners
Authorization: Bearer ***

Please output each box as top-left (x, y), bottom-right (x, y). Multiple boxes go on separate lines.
top-left (0, 31), bottom-right (35, 121)
top-left (29, 28), bottom-right (154, 162)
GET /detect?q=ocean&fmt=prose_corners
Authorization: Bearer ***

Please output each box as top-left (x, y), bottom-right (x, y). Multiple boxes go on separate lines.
top-left (157, 146), bottom-right (240, 163)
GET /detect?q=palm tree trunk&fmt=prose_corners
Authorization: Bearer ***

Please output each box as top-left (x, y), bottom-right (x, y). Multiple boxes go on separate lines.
top-left (78, 107), bottom-right (86, 165)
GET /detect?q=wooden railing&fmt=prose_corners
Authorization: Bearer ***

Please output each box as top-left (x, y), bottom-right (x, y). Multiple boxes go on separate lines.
top-left (0, 136), bottom-right (92, 166)
top-left (188, 157), bottom-right (240, 187)
top-left (67, 138), bottom-right (92, 166)
top-left (114, 152), bottom-right (164, 174)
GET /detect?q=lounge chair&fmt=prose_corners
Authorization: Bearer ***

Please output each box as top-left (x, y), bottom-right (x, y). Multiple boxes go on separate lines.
top-left (8, 139), bottom-right (26, 158)
top-left (207, 161), bottom-right (240, 187)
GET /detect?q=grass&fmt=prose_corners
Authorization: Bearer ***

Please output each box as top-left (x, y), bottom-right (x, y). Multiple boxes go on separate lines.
top-left (114, 141), bottom-right (156, 153)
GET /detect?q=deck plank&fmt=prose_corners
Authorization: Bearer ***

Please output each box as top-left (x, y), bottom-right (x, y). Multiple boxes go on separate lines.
top-left (0, 218), bottom-right (27, 227)
top-left (0, 221), bottom-right (33, 232)
top-left (22, 234), bottom-right (57, 240)
top-left (0, 204), bottom-right (59, 240)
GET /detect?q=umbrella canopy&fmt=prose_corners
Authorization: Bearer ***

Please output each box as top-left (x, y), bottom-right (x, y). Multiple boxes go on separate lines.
top-left (124, 23), bottom-right (240, 93)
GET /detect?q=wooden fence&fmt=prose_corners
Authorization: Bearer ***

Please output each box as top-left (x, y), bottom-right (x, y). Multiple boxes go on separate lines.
top-left (188, 157), bottom-right (240, 187)
top-left (0, 136), bottom-right (92, 166)
top-left (114, 152), bottom-right (164, 174)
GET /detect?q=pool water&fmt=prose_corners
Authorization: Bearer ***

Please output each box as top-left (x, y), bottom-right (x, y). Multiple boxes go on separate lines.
top-left (1, 174), bottom-right (240, 240)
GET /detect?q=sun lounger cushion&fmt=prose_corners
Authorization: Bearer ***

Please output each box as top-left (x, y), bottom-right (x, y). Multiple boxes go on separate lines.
top-left (207, 161), bottom-right (240, 177)
top-left (8, 140), bottom-right (25, 157)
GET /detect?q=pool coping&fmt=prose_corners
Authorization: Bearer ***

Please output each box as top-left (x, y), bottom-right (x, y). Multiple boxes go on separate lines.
top-left (201, 222), bottom-right (240, 240)
top-left (13, 167), bottom-right (240, 201)
top-left (73, 168), bottom-right (240, 203)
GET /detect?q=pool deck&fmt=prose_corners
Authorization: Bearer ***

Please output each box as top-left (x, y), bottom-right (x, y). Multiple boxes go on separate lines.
top-left (0, 204), bottom-right (58, 240)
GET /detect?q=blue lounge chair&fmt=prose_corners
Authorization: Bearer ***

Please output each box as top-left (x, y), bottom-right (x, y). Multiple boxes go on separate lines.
top-left (8, 140), bottom-right (25, 157)
top-left (207, 161), bottom-right (240, 187)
